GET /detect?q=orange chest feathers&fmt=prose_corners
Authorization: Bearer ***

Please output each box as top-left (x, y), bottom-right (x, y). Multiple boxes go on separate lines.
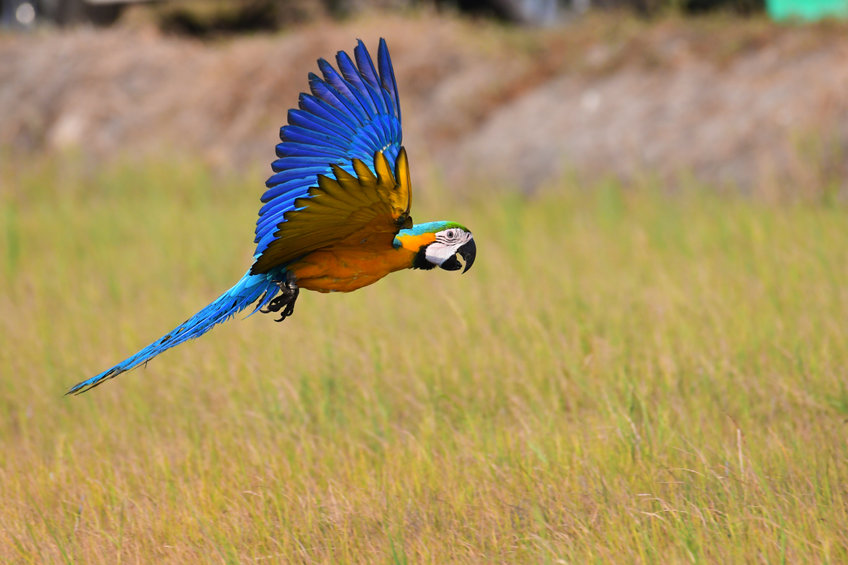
top-left (286, 244), bottom-right (417, 293)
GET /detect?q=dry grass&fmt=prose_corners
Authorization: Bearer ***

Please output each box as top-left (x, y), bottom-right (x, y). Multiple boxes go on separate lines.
top-left (1, 155), bottom-right (847, 562)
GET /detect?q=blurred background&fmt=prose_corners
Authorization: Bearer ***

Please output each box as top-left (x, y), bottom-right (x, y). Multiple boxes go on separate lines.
top-left (1, 0), bottom-right (846, 198)
top-left (3, 3), bottom-right (848, 561)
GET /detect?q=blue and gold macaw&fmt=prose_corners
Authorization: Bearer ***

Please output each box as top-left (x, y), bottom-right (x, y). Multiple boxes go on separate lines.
top-left (68, 39), bottom-right (476, 394)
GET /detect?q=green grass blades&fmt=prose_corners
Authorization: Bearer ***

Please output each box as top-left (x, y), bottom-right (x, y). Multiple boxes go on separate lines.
top-left (2, 157), bottom-right (848, 563)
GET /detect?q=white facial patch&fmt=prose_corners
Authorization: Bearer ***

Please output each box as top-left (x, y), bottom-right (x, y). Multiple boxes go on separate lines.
top-left (425, 228), bottom-right (472, 266)
top-left (425, 241), bottom-right (460, 265)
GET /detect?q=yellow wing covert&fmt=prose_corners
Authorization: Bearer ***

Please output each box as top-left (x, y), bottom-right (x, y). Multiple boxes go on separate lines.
top-left (251, 148), bottom-right (412, 274)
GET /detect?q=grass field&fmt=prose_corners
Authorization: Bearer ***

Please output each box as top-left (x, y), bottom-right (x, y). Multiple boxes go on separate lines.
top-left (1, 156), bottom-right (847, 563)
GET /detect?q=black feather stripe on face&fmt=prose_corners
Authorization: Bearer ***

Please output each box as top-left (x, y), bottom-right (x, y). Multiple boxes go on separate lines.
top-left (413, 246), bottom-right (437, 270)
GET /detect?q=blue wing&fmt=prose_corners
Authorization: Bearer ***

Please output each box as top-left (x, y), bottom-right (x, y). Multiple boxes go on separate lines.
top-left (251, 38), bottom-right (403, 274)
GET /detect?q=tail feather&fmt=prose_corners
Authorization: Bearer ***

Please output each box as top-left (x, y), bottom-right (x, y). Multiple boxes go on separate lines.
top-left (68, 271), bottom-right (279, 395)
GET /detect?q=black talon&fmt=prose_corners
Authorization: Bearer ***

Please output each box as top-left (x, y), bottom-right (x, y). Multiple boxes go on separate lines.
top-left (261, 274), bottom-right (300, 322)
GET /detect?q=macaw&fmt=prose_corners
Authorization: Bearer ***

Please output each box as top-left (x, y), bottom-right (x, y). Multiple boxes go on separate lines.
top-left (68, 39), bottom-right (476, 395)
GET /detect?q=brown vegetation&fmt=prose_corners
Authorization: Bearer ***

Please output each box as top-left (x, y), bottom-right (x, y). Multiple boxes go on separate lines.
top-left (1, 13), bottom-right (847, 194)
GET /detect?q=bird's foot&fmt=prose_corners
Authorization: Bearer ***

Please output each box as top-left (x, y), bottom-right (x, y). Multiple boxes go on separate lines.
top-left (261, 273), bottom-right (299, 322)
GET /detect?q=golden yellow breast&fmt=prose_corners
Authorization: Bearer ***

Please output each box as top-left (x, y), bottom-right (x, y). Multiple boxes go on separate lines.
top-left (286, 245), bottom-right (416, 293)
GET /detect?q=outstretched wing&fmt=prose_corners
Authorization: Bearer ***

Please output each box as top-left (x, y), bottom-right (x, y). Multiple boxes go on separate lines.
top-left (251, 38), bottom-right (405, 275)
top-left (252, 149), bottom-right (412, 273)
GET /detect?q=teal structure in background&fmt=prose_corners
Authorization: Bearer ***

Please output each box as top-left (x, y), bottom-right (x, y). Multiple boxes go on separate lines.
top-left (767, 0), bottom-right (848, 20)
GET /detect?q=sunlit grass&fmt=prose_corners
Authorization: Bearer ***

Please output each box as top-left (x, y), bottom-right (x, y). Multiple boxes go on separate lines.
top-left (1, 156), bottom-right (847, 562)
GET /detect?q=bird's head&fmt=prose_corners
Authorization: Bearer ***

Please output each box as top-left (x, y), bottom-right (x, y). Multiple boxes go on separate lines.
top-left (395, 221), bottom-right (476, 273)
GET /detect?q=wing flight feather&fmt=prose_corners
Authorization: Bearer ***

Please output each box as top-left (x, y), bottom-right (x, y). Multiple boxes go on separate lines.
top-left (252, 38), bottom-right (405, 274)
top-left (251, 149), bottom-right (411, 273)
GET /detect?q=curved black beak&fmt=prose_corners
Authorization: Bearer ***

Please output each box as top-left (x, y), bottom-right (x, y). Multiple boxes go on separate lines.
top-left (439, 238), bottom-right (476, 273)
top-left (459, 238), bottom-right (476, 273)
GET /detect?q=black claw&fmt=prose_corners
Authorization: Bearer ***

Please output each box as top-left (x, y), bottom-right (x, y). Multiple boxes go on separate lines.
top-left (261, 276), bottom-right (299, 322)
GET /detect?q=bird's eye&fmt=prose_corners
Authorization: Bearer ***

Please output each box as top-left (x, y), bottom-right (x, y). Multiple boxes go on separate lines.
top-left (446, 229), bottom-right (456, 239)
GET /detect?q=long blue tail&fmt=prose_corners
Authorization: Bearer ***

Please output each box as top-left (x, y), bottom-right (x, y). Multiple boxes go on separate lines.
top-left (68, 270), bottom-right (280, 395)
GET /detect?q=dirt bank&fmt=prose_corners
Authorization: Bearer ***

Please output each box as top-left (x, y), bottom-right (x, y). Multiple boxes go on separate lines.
top-left (1, 14), bottom-right (846, 193)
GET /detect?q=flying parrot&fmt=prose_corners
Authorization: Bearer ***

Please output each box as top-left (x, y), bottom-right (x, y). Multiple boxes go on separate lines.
top-left (68, 39), bottom-right (476, 394)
